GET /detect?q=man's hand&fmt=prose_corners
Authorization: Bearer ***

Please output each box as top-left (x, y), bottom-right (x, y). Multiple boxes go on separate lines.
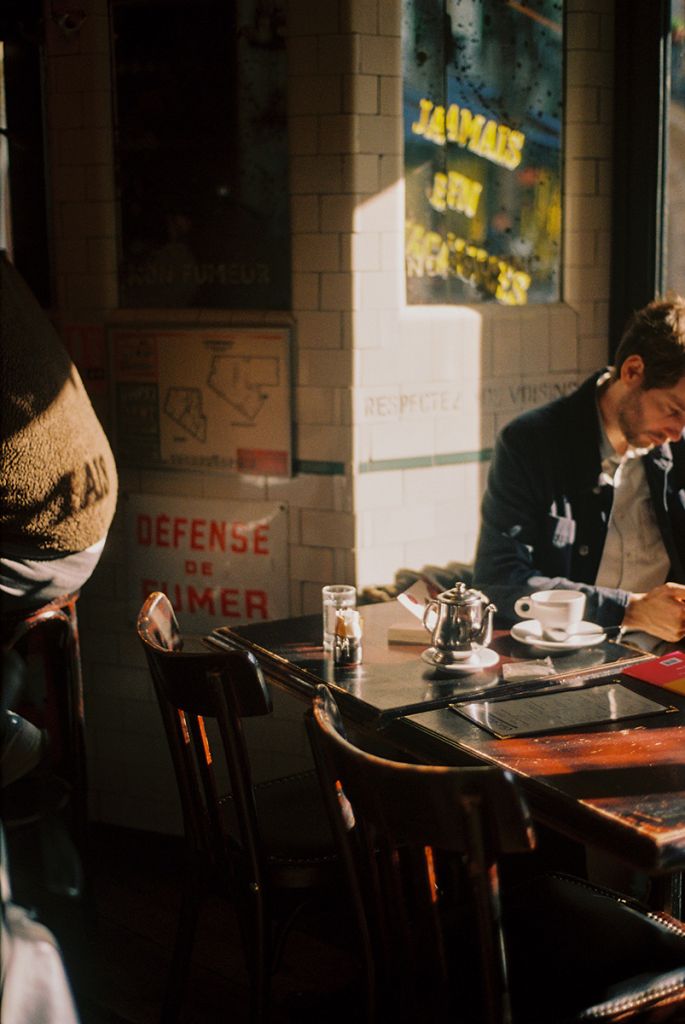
top-left (622, 583), bottom-right (685, 641)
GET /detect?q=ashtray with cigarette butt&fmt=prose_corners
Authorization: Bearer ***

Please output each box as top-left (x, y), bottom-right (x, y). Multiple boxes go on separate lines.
top-left (333, 608), bottom-right (363, 666)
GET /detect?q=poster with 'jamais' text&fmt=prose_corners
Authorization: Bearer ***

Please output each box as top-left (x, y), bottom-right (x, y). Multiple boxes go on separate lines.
top-left (403, 0), bottom-right (563, 306)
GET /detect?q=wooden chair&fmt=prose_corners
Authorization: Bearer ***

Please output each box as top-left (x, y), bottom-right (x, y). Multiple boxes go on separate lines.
top-left (136, 592), bottom-right (339, 1024)
top-left (306, 684), bottom-right (685, 1024)
top-left (1, 592), bottom-right (87, 857)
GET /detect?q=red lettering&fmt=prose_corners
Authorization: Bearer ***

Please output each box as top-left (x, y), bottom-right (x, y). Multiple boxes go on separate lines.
top-left (220, 588), bottom-right (240, 617)
top-left (188, 585), bottom-right (215, 615)
top-left (190, 519), bottom-right (206, 550)
top-left (231, 522), bottom-right (248, 553)
top-left (209, 520), bottom-right (227, 552)
top-left (184, 560), bottom-right (213, 575)
top-left (135, 516), bottom-right (251, 550)
top-left (156, 514), bottom-right (170, 547)
top-left (246, 590), bottom-right (268, 619)
top-left (141, 579), bottom-right (269, 620)
top-left (137, 516), bottom-right (152, 545)
top-left (253, 524), bottom-right (269, 555)
top-left (173, 518), bottom-right (188, 546)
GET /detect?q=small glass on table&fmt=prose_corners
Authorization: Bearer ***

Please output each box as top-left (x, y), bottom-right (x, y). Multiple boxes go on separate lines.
top-left (322, 584), bottom-right (356, 651)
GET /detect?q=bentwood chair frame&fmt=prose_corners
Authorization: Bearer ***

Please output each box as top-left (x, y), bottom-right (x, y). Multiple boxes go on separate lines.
top-left (137, 592), bottom-right (338, 1024)
top-left (1, 591), bottom-right (87, 854)
top-left (306, 684), bottom-right (685, 1024)
top-left (306, 683), bottom-right (535, 1024)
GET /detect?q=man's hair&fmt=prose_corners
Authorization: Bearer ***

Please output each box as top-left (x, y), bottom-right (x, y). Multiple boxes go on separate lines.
top-left (613, 294), bottom-right (685, 389)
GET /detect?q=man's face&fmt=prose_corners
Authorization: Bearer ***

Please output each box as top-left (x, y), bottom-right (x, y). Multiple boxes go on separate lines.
top-left (617, 374), bottom-right (685, 449)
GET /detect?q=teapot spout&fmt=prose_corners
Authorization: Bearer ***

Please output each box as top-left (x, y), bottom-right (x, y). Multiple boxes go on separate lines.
top-left (475, 603), bottom-right (497, 647)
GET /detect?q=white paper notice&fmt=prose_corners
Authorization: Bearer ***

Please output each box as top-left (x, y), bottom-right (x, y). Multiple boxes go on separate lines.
top-left (397, 580), bottom-right (438, 631)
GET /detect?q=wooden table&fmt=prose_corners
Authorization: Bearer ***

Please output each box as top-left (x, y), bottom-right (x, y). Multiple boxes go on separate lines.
top-left (210, 600), bottom-right (685, 910)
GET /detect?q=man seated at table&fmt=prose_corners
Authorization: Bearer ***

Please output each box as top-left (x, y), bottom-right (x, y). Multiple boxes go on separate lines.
top-left (473, 295), bottom-right (685, 653)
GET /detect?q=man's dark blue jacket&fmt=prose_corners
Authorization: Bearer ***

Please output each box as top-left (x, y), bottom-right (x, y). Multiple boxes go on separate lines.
top-left (473, 371), bottom-right (685, 627)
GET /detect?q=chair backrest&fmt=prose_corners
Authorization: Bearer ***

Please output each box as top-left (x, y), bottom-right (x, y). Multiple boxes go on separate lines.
top-left (306, 685), bottom-right (536, 1024)
top-left (136, 592), bottom-right (273, 885)
top-left (1, 592), bottom-right (86, 845)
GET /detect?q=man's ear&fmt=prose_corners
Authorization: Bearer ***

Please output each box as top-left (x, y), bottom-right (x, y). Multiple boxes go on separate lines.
top-left (620, 354), bottom-right (645, 388)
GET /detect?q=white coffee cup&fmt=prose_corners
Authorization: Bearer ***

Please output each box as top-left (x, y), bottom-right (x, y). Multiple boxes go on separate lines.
top-left (513, 590), bottom-right (586, 641)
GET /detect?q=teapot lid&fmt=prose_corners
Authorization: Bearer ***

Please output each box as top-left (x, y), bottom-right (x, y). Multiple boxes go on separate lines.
top-left (438, 581), bottom-right (489, 606)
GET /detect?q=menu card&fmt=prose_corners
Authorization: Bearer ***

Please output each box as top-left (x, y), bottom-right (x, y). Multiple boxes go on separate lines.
top-left (452, 681), bottom-right (676, 739)
top-left (622, 650), bottom-right (685, 695)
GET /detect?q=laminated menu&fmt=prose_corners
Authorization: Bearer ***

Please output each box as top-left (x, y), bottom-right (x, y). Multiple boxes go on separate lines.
top-left (451, 681), bottom-right (676, 739)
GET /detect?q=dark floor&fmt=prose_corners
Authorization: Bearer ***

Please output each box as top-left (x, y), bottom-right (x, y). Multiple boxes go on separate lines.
top-left (4, 819), bottom-right (364, 1024)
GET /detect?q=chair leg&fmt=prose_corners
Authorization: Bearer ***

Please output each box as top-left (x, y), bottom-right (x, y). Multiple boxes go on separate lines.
top-left (63, 607), bottom-right (88, 861)
top-left (270, 895), bottom-right (312, 974)
top-left (161, 874), bottom-right (203, 1024)
top-left (236, 888), bottom-right (271, 1024)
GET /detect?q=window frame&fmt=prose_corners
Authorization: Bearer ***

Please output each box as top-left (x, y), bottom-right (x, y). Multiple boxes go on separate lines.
top-left (609, 0), bottom-right (670, 356)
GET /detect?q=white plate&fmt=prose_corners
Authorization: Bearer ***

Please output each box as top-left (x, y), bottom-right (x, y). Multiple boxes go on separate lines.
top-left (421, 647), bottom-right (500, 674)
top-left (510, 619), bottom-right (606, 651)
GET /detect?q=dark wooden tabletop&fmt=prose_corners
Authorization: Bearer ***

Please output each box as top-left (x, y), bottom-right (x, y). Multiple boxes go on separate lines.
top-left (211, 600), bottom-right (651, 720)
top-left (210, 600), bottom-right (685, 878)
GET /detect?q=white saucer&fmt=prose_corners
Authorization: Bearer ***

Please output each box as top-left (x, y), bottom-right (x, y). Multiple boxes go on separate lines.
top-left (510, 619), bottom-right (606, 652)
top-left (421, 647), bottom-right (500, 674)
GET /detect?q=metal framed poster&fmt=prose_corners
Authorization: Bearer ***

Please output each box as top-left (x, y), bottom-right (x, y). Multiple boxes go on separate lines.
top-left (403, 0), bottom-right (563, 305)
top-left (126, 494), bottom-right (289, 632)
top-left (110, 0), bottom-right (290, 310)
top-left (110, 325), bottom-right (292, 476)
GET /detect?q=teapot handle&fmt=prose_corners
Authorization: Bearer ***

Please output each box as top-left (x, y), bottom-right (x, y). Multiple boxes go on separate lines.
top-left (422, 600), bottom-right (438, 632)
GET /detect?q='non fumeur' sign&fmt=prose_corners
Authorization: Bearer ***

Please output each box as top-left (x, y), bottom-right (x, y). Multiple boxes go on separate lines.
top-left (126, 493), bottom-right (288, 633)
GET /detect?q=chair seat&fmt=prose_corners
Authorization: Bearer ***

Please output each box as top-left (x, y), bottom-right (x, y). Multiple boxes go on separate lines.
top-left (505, 873), bottom-right (685, 1023)
top-left (220, 769), bottom-right (337, 878)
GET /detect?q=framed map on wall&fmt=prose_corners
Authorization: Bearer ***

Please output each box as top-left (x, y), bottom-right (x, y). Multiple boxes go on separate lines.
top-left (110, 325), bottom-right (292, 477)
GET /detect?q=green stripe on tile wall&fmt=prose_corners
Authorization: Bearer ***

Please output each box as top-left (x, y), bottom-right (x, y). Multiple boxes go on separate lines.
top-left (294, 449), bottom-right (494, 475)
top-left (434, 448), bottom-right (493, 466)
top-left (359, 448), bottom-right (493, 473)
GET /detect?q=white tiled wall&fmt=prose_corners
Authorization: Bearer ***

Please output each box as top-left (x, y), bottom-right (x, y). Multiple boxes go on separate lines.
top-left (341, 0), bottom-right (613, 588)
top-left (42, 0), bottom-right (616, 832)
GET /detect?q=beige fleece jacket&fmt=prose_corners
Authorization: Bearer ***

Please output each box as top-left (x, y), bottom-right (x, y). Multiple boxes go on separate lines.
top-left (0, 254), bottom-right (118, 554)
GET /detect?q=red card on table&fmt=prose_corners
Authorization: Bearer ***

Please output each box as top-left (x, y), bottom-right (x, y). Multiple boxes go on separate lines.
top-left (623, 651), bottom-right (685, 695)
